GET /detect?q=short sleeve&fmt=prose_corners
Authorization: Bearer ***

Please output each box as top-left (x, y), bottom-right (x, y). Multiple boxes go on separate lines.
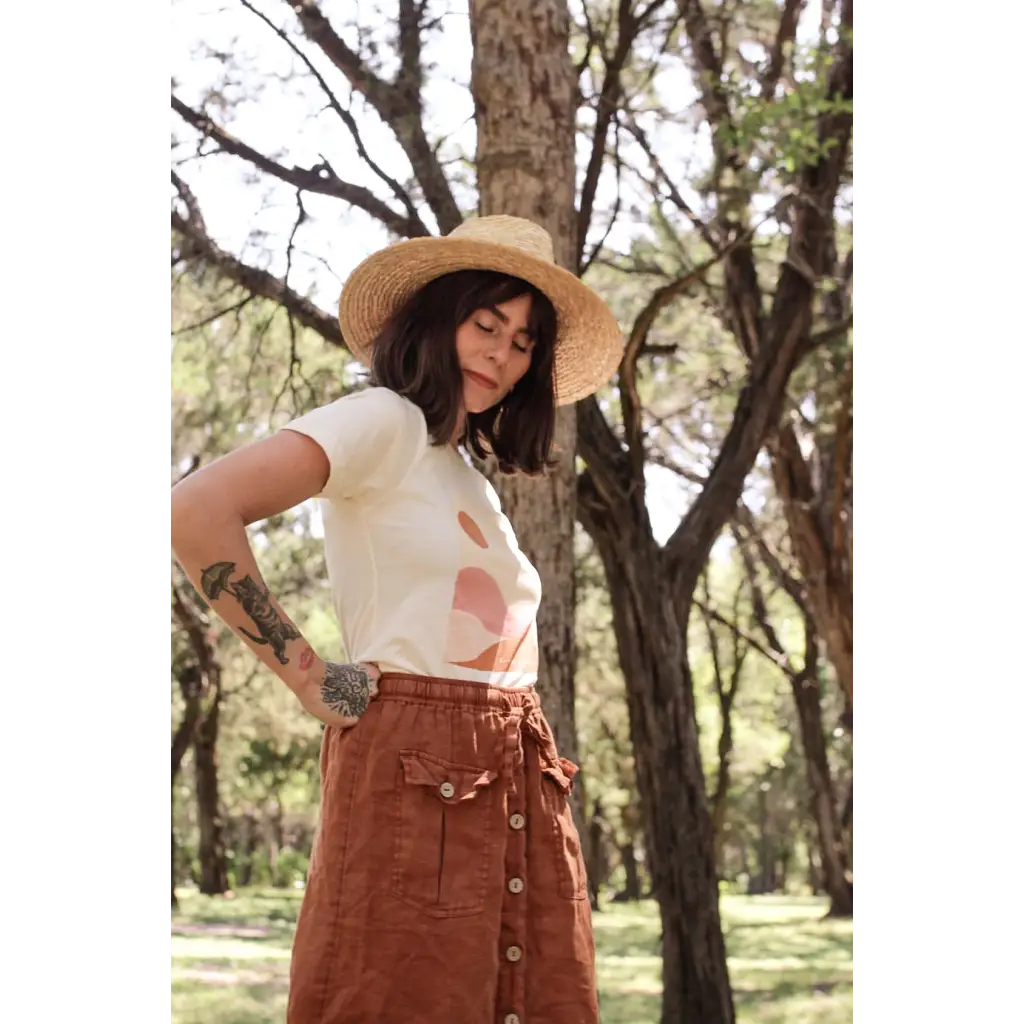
top-left (282, 387), bottom-right (427, 501)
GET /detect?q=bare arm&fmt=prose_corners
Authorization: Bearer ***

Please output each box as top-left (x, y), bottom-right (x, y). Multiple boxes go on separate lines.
top-left (170, 429), bottom-right (378, 726)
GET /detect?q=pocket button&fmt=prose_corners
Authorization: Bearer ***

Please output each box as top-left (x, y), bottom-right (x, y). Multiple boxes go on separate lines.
top-left (439, 781), bottom-right (456, 799)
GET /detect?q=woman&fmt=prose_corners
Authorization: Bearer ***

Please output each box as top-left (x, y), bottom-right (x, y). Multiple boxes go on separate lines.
top-left (170, 215), bottom-right (623, 1024)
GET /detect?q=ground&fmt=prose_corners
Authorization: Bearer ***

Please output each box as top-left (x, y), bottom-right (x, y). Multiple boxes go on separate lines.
top-left (171, 889), bottom-right (852, 1023)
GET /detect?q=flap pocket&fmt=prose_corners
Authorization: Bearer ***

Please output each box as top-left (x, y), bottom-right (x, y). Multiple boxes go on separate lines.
top-left (399, 749), bottom-right (498, 803)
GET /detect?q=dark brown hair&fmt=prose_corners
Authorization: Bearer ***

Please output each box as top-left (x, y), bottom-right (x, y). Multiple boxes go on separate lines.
top-left (369, 269), bottom-right (558, 475)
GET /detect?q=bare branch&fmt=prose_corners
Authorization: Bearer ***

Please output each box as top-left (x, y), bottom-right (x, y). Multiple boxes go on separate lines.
top-left (171, 95), bottom-right (425, 237)
top-left (761, 0), bottom-right (806, 101)
top-left (675, 0), bottom-right (732, 129)
top-left (171, 170), bottom-right (207, 234)
top-left (805, 313), bottom-right (853, 353)
top-left (734, 532), bottom-right (798, 675)
top-left (576, 1), bottom-right (671, 269)
top-left (172, 295), bottom-right (256, 336)
top-left (238, 0), bottom-right (427, 234)
top-left (617, 203), bottom-right (789, 469)
top-left (621, 114), bottom-right (718, 250)
top-left (733, 500), bottom-right (808, 615)
top-left (573, 0), bottom-right (600, 79)
top-left (579, 116), bottom-right (624, 276)
top-left (695, 598), bottom-right (792, 676)
top-left (290, 0), bottom-right (462, 232)
top-left (172, 204), bottom-right (344, 350)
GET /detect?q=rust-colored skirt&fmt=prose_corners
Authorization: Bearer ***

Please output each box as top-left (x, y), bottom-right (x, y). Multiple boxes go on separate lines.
top-left (287, 673), bottom-right (598, 1024)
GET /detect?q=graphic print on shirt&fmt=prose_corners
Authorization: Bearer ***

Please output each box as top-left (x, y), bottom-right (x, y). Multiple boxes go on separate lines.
top-left (443, 509), bottom-right (539, 677)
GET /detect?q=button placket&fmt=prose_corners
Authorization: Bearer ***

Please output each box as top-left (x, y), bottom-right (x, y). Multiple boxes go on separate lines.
top-left (498, 708), bottom-right (529, 1020)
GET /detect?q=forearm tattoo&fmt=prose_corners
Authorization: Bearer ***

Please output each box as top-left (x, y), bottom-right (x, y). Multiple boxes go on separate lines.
top-left (321, 662), bottom-right (377, 719)
top-left (199, 560), bottom-right (301, 665)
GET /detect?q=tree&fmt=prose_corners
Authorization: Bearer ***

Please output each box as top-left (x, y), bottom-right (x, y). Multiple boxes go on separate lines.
top-left (697, 570), bottom-right (748, 873)
top-left (738, 535), bottom-right (852, 916)
top-left (469, 0), bottom-right (590, 843)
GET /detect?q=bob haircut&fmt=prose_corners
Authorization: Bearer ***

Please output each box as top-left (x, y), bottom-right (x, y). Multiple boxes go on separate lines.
top-left (369, 269), bottom-right (558, 475)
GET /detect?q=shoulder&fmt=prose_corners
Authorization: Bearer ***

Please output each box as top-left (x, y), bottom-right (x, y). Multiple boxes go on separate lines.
top-left (329, 385), bottom-right (421, 421)
top-left (303, 387), bottom-right (427, 445)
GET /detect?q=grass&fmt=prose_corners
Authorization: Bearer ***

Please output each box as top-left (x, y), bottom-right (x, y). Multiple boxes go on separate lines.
top-left (172, 889), bottom-right (851, 1023)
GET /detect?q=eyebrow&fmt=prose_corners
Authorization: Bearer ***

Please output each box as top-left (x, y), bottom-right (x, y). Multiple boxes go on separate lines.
top-left (482, 304), bottom-right (536, 341)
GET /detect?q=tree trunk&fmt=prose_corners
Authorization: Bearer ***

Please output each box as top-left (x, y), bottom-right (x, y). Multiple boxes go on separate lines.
top-left (469, 0), bottom-right (585, 823)
top-left (267, 792), bottom-right (285, 886)
top-left (194, 682), bottom-right (229, 895)
top-left (701, 591), bottom-right (744, 877)
top-left (172, 584), bottom-right (225, 900)
top-left (710, 719), bottom-right (732, 876)
top-left (168, 774), bottom-right (179, 913)
top-left (771, 418), bottom-right (854, 709)
top-left (790, 620), bottom-right (852, 916)
top-left (841, 777), bottom-right (853, 867)
top-left (167, 659), bottom-right (205, 909)
top-left (237, 813), bottom-right (258, 888)
top-left (620, 842), bottom-right (642, 901)
top-left (577, 503), bottom-right (735, 1024)
top-left (586, 798), bottom-right (610, 909)
top-left (778, 840), bottom-right (791, 892)
top-left (807, 849), bottom-right (823, 895)
top-left (754, 782), bottom-right (775, 894)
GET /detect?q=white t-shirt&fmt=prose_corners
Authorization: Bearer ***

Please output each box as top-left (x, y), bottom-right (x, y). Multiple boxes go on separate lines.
top-left (283, 387), bottom-right (541, 688)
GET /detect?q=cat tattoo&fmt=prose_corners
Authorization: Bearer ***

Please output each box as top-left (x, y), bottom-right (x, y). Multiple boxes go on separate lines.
top-left (200, 561), bottom-right (301, 665)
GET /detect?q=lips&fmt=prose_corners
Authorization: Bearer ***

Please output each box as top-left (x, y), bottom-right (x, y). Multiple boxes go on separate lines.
top-left (465, 370), bottom-right (499, 390)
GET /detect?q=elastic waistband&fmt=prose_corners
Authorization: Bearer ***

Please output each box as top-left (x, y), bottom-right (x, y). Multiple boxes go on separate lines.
top-left (376, 672), bottom-right (540, 711)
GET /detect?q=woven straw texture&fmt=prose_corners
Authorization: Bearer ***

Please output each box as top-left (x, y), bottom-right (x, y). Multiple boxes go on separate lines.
top-left (339, 216), bottom-right (623, 405)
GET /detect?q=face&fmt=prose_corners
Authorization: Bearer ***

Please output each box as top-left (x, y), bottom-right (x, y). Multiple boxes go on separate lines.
top-left (454, 293), bottom-right (536, 414)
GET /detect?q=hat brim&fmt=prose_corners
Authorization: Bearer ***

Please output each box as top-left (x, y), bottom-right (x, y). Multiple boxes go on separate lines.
top-left (338, 236), bottom-right (623, 405)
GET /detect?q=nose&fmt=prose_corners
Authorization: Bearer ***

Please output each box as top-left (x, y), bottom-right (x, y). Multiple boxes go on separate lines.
top-left (486, 334), bottom-right (512, 369)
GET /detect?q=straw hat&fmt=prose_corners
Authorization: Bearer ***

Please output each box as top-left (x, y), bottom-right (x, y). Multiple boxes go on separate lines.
top-left (339, 215), bottom-right (623, 405)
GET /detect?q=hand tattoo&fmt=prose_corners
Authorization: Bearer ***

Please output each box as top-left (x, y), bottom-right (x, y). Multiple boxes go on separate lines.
top-left (200, 560), bottom-right (301, 665)
top-left (321, 662), bottom-right (377, 719)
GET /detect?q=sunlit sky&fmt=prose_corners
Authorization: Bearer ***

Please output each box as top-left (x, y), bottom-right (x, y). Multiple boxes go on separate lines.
top-left (172, 0), bottom-right (826, 544)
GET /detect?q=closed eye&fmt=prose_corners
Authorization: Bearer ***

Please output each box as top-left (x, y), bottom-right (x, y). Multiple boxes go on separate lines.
top-left (475, 320), bottom-right (495, 334)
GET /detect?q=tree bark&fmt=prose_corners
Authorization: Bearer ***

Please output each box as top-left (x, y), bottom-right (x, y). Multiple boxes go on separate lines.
top-left (841, 777), bottom-right (853, 865)
top-left (172, 585), bottom-right (224, 905)
top-left (170, 663), bottom-right (202, 910)
top-left (469, 0), bottom-right (585, 823)
top-left (168, 778), bottom-right (179, 909)
top-left (739, 538), bottom-right (853, 916)
top-left (700, 580), bottom-right (746, 876)
top-left (194, 679), bottom-right (229, 895)
top-left (576, 492), bottom-right (735, 1024)
top-left (790, 620), bottom-right (853, 916)
top-left (620, 842), bottom-right (642, 901)
top-left (753, 782), bottom-right (775, 894)
top-left (771, 413), bottom-right (854, 710)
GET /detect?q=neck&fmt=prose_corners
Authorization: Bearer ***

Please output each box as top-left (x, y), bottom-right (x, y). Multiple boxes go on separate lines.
top-left (449, 406), bottom-right (467, 449)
